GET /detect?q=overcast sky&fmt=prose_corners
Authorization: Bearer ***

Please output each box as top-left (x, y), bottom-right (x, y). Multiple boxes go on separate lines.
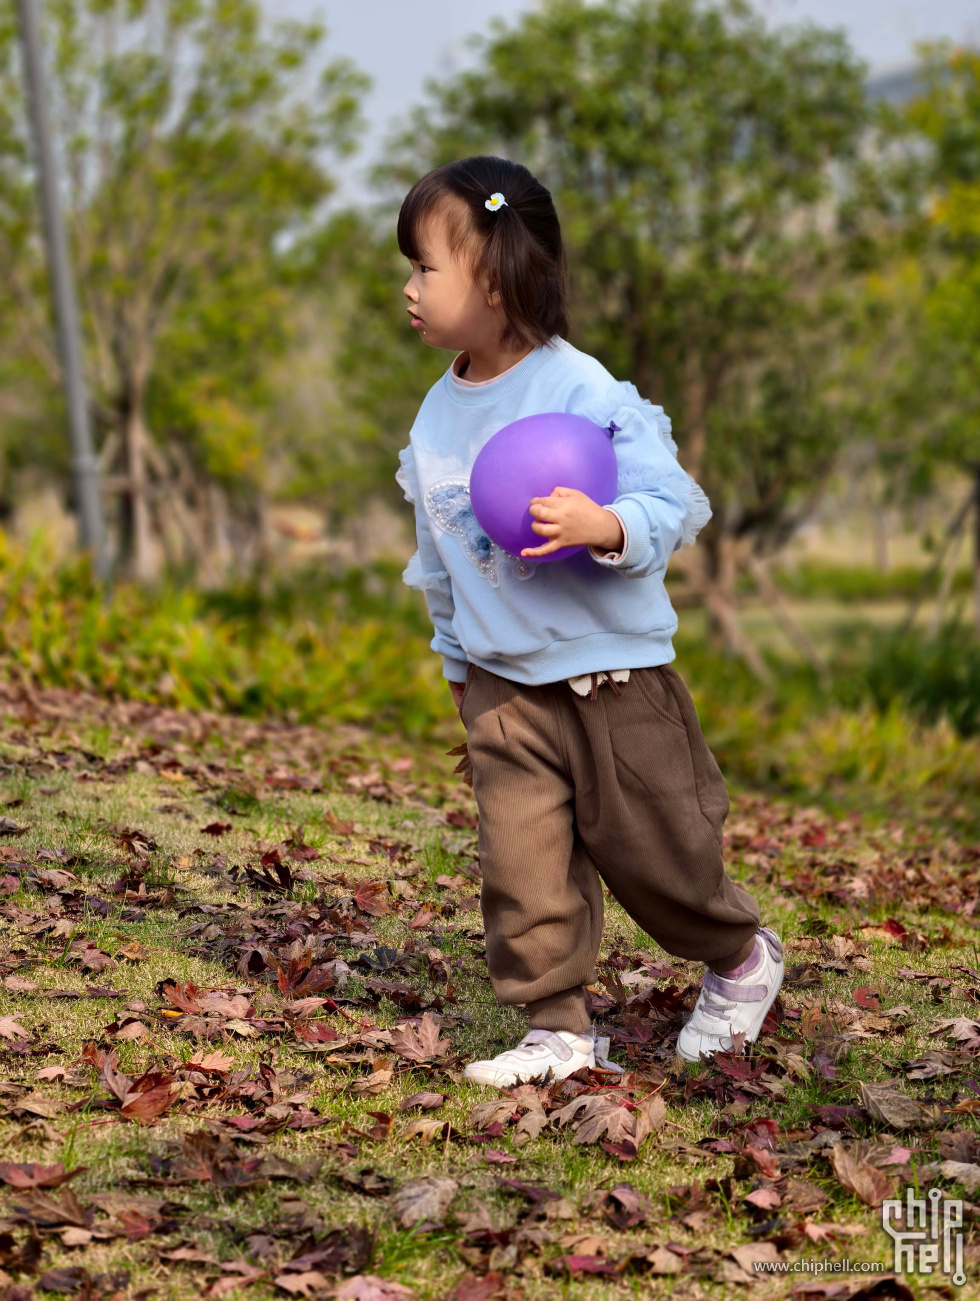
top-left (282, 0), bottom-right (980, 204)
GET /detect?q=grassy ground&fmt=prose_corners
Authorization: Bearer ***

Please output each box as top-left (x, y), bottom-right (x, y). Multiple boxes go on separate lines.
top-left (1, 683), bottom-right (980, 1300)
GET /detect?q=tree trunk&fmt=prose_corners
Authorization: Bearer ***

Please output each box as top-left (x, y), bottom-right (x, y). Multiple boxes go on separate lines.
top-left (928, 511), bottom-right (966, 639)
top-left (745, 552), bottom-right (829, 685)
top-left (676, 539), bottom-right (773, 684)
top-left (682, 350), bottom-right (709, 483)
top-left (118, 398), bottom-right (156, 582)
top-left (873, 504), bottom-right (889, 572)
top-left (199, 480), bottom-right (233, 588)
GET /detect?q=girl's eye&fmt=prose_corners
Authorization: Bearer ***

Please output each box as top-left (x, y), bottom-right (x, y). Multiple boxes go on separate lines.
top-left (419, 264), bottom-right (431, 274)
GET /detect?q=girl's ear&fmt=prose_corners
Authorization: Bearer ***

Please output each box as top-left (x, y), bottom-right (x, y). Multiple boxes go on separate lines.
top-left (480, 264), bottom-right (501, 309)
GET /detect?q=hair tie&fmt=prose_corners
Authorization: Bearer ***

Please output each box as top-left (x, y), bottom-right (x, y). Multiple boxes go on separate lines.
top-left (484, 192), bottom-right (507, 212)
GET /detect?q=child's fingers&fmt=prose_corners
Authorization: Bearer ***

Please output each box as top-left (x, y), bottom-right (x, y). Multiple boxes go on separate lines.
top-left (520, 538), bottom-right (562, 557)
top-left (529, 501), bottom-right (558, 520)
top-left (530, 521), bottom-right (561, 538)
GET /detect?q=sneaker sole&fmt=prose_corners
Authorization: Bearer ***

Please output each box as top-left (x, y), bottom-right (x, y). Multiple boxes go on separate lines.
top-left (676, 958), bottom-right (785, 1063)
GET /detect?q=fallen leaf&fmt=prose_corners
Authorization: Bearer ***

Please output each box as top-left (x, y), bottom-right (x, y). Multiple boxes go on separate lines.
top-left (643, 1245), bottom-right (684, 1275)
top-left (551, 1094), bottom-right (634, 1147)
top-left (859, 1080), bottom-right (933, 1130)
top-left (830, 1142), bottom-right (894, 1207)
top-left (854, 986), bottom-right (882, 1011)
top-left (0, 1162), bottom-right (82, 1190)
top-left (399, 1091), bottom-right (447, 1111)
top-left (275, 1271), bottom-right (329, 1295)
top-left (10, 1188), bottom-right (92, 1228)
top-left (744, 1187), bottom-right (781, 1210)
top-left (334, 1277), bottom-right (417, 1300)
top-left (388, 1176), bottom-right (458, 1228)
top-left (0, 1014), bottom-right (29, 1041)
top-left (599, 1182), bottom-right (650, 1229)
top-left (926, 1161), bottom-right (980, 1192)
top-left (389, 1012), bottom-right (451, 1062)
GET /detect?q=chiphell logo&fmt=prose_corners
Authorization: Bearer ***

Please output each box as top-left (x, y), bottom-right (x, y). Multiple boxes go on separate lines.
top-left (882, 1187), bottom-right (966, 1286)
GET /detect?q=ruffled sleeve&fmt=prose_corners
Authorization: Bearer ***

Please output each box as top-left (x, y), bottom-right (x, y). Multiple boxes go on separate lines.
top-left (584, 381), bottom-right (712, 578)
top-left (395, 444), bottom-right (418, 505)
top-left (395, 442), bottom-right (450, 593)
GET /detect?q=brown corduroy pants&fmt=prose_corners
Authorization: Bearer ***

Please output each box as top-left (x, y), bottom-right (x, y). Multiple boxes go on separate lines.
top-left (458, 662), bottom-right (761, 1033)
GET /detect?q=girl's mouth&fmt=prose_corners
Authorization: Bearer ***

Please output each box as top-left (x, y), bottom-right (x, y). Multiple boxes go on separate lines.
top-left (410, 317), bottom-right (425, 329)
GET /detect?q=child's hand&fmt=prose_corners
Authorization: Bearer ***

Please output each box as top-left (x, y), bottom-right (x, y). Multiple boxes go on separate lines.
top-left (523, 487), bottom-right (624, 558)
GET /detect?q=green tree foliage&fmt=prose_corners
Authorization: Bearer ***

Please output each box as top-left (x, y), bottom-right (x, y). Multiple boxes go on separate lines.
top-left (854, 47), bottom-right (980, 631)
top-left (0, 0), bottom-right (367, 579)
top-left (906, 47), bottom-right (980, 468)
top-left (373, 0), bottom-right (898, 665)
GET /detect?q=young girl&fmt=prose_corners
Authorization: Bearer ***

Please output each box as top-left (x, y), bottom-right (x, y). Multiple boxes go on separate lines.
top-left (395, 155), bottom-right (783, 1087)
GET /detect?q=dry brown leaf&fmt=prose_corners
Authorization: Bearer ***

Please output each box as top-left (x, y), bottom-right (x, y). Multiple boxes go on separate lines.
top-left (923, 1161), bottom-right (980, 1192)
top-left (0, 1162), bottom-right (82, 1190)
top-left (274, 1272), bottom-right (328, 1296)
top-left (388, 1176), bottom-right (458, 1228)
top-left (188, 1050), bottom-right (235, 1073)
top-left (632, 1092), bottom-right (667, 1151)
top-left (334, 1276), bottom-right (417, 1300)
top-left (644, 1246), bottom-right (684, 1275)
top-left (467, 1099), bottom-right (517, 1131)
top-left (0, 1014), bottom-right (29, 1041)
top-left (398, 1091), bottom-right (447, 1111)
top-left (859, 1080), bottom-right (934, 1130)
top-left (115, 1020), bottom-right (149, 1041)
top-left (830, 1142), bottom-right (895, 1207)
top-left (400, 1118), bottom-right (452, 1145)
top-left (551, 1094), bottom-right (635, 1146)
top-left (388, 1012), bottom-right (451, 1062)
top-left (348, 1069), bottom-right (393, 1097)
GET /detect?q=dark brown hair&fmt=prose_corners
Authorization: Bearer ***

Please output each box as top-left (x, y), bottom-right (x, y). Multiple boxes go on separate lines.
top-left (397, 155), bottom-right (569, 351)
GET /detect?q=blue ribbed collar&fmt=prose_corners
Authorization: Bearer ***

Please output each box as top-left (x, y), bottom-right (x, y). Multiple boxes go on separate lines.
top-left (442, 336), bottom-right (567, 407)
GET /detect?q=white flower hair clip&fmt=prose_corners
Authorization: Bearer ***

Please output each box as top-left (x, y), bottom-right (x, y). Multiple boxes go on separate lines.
top-left (485, 192), bottom-right (507, 212)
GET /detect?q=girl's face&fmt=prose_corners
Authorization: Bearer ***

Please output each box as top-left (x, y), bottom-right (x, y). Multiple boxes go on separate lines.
top-left (402, 199), bottom-right (503, 353)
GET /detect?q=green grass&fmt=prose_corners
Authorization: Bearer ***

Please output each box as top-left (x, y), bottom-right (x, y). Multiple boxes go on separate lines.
top-left (1, 689), bottom-right (979, 1297)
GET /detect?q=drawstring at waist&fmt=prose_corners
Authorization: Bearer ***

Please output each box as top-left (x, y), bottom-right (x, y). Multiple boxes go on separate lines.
top-left (589, 670), bottom-right (623, 701)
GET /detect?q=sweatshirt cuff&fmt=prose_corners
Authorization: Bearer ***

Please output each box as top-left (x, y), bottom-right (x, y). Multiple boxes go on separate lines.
top-left (589, 499), bottom-right (650, 572)
top-left (589, 507), bottom-right (632, 567)
top-left (442, 655), bottom-right (468, 683)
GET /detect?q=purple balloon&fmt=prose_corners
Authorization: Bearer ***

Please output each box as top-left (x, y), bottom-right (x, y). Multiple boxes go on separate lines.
top-left (470, 413), bottom-right (619, 563)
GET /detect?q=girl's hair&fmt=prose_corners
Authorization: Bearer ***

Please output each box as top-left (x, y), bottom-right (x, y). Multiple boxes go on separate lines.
top-left (397, 155), bottom-right (569, 351)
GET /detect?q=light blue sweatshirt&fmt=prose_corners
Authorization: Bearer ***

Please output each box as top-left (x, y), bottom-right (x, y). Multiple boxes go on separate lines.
top-left (396, 336), bottom-right (711, 685)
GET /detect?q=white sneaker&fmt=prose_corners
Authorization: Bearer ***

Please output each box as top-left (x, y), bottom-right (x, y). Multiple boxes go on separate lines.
top-left (463, 1028), bottom-right (597, 1088)
top-left (675, 928), bottom-right (785, 1063)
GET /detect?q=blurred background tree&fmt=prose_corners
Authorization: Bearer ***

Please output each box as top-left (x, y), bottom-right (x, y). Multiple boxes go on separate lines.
top-left (894, 47), bottom-right (980, 633)
top-left (0, 0), bottom-right (367, 580)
